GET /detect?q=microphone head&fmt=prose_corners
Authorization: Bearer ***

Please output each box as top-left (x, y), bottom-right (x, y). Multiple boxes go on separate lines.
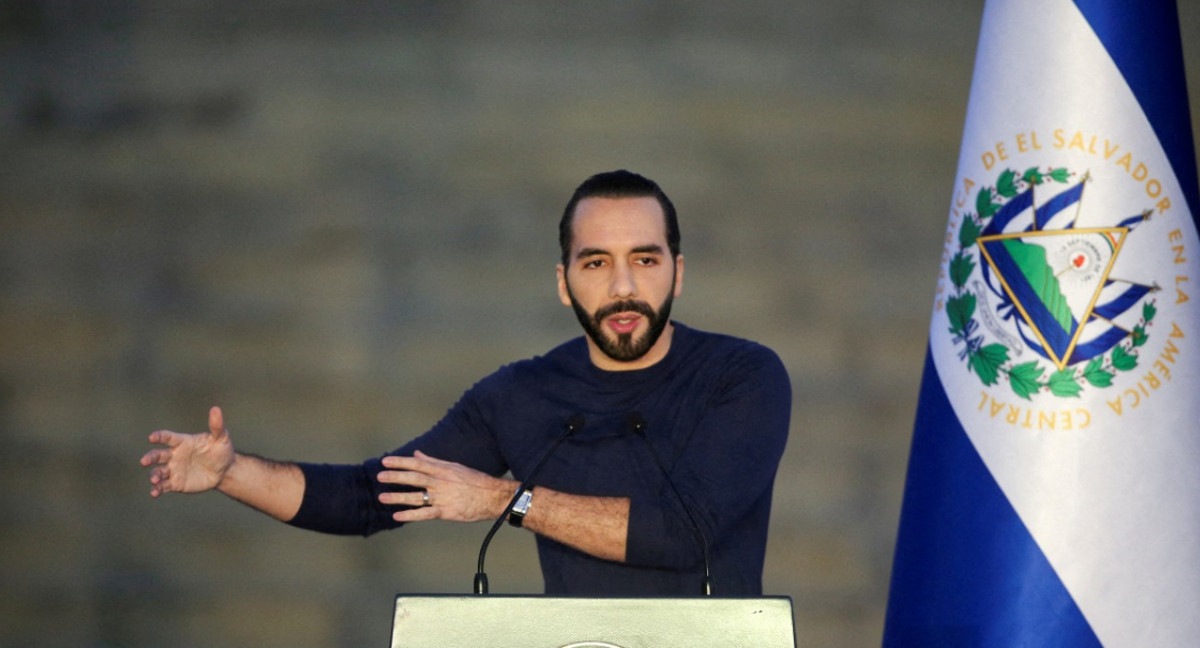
top-left (626, 411), bottom-right (647, 436)
top-left (564, 413), bottom-right (586, 434)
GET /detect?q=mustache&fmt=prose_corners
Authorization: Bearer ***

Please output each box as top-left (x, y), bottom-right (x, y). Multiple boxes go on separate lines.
top-left (593, 299), bottom-right (656, 324)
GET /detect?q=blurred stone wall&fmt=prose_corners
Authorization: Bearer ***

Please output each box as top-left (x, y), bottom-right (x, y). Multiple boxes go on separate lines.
top-left (1, 1), bottom-right (1198, 646)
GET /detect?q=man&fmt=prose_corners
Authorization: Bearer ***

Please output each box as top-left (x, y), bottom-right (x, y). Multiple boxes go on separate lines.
top-left (141, 170), bottom-right (791, 595)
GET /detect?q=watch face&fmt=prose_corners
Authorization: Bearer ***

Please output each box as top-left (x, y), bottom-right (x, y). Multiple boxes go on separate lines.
top-left (514, 489), bottom-right (533, 513)
top-left (508, 489), bottom-right (534, 527)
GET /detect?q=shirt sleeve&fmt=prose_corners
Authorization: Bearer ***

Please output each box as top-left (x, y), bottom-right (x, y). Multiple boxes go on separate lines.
top-left (287, 460), bottom-right (397, 536)
top-left (286, 373), bottom-right (511, 537)
top-left (623, 343), bottom-right (792, 571)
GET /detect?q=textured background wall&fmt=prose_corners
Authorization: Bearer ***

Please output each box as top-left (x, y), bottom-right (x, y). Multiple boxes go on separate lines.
top-left (2, 2), bottom-right (1198, 646)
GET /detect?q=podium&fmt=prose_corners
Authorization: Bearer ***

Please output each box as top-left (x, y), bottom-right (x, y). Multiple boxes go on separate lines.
top-left (389, 594), bottom-right (796, 647)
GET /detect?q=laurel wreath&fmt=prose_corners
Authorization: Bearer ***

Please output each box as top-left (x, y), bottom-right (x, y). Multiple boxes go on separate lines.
top-left (945, 166), bottom-right (1155, 400)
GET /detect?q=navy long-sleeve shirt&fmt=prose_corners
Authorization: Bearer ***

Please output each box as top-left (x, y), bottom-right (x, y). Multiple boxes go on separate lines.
top-left (289, 322), bottom-right (791, 595)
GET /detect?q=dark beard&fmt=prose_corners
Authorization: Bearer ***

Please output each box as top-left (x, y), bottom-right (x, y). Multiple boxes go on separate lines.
top-left (568, 289), bottom-right (674, 363)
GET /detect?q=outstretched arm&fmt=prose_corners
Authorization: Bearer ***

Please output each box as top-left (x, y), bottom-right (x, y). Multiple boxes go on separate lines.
top-left (377, 451), bottom-right (630, 562)
top-left (140, 406), bottom-right (305, 522)
top-left (146, 408), bottom-right (634, 560)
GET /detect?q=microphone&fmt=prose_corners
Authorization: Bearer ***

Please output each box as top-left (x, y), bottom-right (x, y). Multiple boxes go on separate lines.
top-left (474, 413), bottom-right (585, 594)
top-left (627, 412), bottom-right (714, 596)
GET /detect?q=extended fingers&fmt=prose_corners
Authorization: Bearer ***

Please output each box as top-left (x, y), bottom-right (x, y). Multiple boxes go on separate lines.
top-left (382, 450), bottom-right (452, 469)
top-left (378, 488), bottom-right (429, 508)
top-left (147, 430), bottom-right (182, 447)
top-left (146, 464), bottom-right (173, 497)
top-left (380, 454), bottom-right (431, 472)
top-left (391, 505), bottom-right (439, 523)
top-left (139, 447), bottom-right (173, 466)
top-left (411, 450), bottom-right (449, 465)
top-left (376, 468), bottom-right (430, 489)
top-left (149, 465), bottom-right (170, 484)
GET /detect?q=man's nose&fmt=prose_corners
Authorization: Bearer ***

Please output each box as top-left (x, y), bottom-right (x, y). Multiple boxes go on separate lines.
top-left (610, 261), bottom-right (636, 298)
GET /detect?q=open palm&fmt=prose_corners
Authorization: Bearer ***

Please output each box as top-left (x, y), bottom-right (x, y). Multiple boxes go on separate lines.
top-left (141, 406), bottom-right (235, 497)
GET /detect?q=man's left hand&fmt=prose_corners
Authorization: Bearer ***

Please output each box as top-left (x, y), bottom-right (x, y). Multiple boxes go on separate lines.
top-left (377, 451), bottom-right (516, 523)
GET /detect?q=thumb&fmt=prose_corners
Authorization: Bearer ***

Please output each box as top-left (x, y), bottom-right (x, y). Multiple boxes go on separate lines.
top-left (209, 406), bottom-right (227, 441)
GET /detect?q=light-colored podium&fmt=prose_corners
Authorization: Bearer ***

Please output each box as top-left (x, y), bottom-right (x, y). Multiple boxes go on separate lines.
top-left (389, 594), bottom-right (796, 647)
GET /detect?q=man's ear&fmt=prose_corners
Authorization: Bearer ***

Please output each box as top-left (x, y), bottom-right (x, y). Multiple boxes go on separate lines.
top-left (556, 264), bottom-right (572, 307)
top-left (673, 254), bottom-right (685, 297)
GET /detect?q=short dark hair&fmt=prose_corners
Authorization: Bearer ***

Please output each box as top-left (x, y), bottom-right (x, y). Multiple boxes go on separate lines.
top-left (558, 170), bottom-right (680, 265)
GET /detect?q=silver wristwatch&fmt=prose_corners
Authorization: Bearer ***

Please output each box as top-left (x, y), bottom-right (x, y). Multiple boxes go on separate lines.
top-left (507, 488), bottom-right (534, 527)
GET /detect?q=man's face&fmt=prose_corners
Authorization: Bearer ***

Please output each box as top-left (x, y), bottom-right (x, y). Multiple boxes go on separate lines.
top-left (556, 196), bottom-right (684, 371)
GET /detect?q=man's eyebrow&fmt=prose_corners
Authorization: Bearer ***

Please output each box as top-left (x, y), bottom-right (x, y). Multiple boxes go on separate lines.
top-left (574, 247), bottom-right (610, 260)
top-left (574, 243), bottom-right (665, 260)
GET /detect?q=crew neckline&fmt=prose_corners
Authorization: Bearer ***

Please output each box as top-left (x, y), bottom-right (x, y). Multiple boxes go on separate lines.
top-left (581, 321), bottom-right (689, 382)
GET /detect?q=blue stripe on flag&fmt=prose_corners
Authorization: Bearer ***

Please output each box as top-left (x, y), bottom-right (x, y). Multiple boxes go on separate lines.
top-left (883, 350), bottom-right (1101, 647)
top-left (1072, 0), bottom-right (1200, 216)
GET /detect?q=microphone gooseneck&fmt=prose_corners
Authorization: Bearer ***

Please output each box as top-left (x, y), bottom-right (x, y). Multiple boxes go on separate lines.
top-left (474, 413), bottom-right (585, 594)
top-left (627, 411), bottom-right (715, 596)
